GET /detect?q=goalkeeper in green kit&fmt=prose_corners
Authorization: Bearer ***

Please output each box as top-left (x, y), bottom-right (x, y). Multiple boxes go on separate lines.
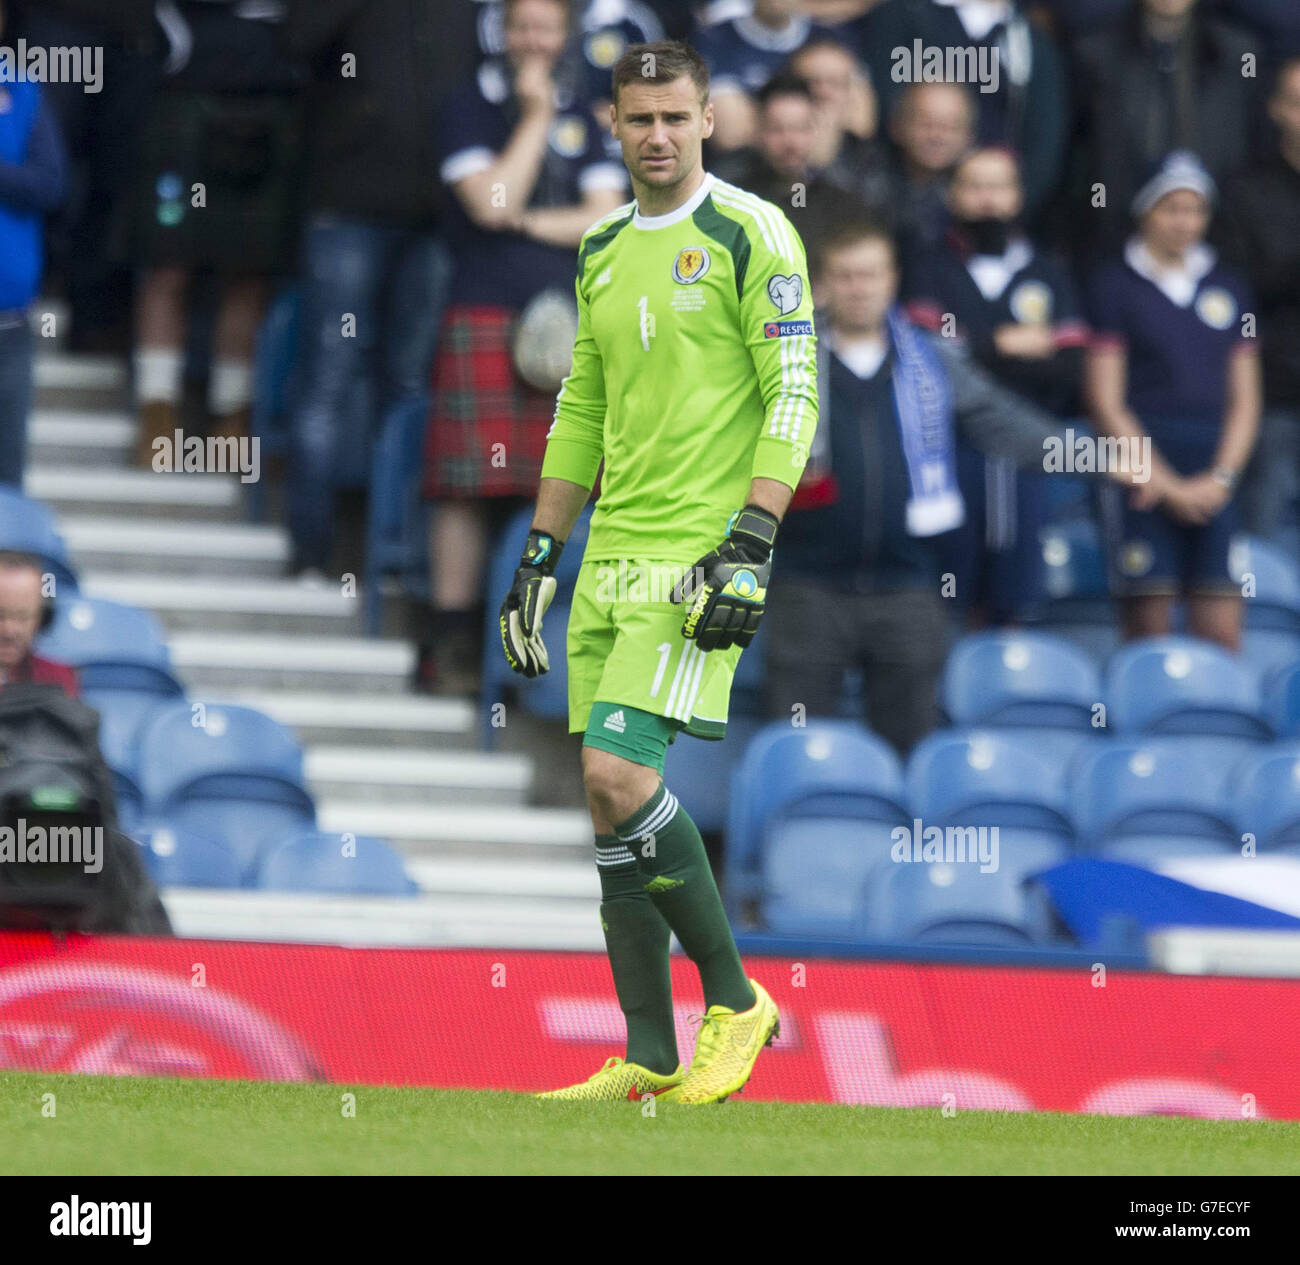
top-left (498, 40), bottom-right (818, 1104)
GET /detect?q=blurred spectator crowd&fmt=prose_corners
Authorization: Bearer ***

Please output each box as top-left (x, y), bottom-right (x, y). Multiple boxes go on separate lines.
top-left (1, 0), bottom-right (1299, 761)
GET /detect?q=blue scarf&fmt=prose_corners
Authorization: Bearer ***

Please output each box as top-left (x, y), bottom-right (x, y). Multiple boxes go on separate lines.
top-left (810, 306), bottom-right (964, 536)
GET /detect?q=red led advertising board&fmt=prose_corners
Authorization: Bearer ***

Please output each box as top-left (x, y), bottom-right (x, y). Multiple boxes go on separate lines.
top-left (0, 933), bottom-right (1295, 1118)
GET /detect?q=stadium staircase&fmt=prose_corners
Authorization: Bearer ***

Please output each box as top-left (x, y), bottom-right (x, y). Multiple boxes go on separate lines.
top-left (29, 347), bottom-right (604, 950)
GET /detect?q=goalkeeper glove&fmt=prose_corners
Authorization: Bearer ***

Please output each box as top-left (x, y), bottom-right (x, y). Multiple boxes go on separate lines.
top-left (670, 505), bottom-right (779, 651)
top-left (499, 528), bottom-right (564, 678)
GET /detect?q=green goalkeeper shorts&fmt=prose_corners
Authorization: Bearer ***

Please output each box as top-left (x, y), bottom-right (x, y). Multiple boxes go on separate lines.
top-left (567, 557), bottom-right (746, 764)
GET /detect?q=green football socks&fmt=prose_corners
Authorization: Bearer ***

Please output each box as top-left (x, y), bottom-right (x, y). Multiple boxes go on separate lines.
top-left (595, 833), bottom-right (679, 1076)
top-left (615, 783), bottom-right (757, 1014)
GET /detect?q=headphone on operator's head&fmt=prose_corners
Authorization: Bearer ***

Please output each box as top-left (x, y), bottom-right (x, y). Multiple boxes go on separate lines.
top-left (32, 565), bottom-right (56, 634)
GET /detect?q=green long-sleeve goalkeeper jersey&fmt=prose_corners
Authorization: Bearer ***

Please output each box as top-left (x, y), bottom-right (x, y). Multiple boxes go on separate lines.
top-left (541, 170), bottom-right (818, 563)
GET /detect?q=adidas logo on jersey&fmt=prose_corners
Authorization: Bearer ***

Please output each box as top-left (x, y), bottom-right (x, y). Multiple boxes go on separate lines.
top-left (603, 709), bottom-right (627, 733)
top-left (595, 268), bottom-right (612, 286)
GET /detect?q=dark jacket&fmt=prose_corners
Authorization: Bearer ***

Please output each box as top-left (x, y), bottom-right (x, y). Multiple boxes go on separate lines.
top-left (1218, 153), bottom-right (1300, 408)
top-left (903, 226), bottom-right (1087, 416)
top-left (3, 653), bottom-right (79, 697)
top-left (1070, 9), bottom-right (1260, 258)
top-left (285, 0), bottom-right (478, 227)
top-left (779, 327), bottom-right (1073, 592)
top-left (12, 0), bottom-right (157, 45)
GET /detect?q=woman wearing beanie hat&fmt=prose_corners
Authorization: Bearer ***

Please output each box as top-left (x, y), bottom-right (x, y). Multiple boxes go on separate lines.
top-left (1082, 151), bottom-right (1262, 651)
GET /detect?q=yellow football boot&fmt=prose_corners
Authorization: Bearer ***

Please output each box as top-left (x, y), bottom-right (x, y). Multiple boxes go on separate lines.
top-left (533, 1056), bottom-right (685, 1102)
top-left (660, 979), bottom-right (780, 1105)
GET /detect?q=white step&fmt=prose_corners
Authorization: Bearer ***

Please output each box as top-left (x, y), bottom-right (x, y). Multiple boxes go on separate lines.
top-left (161, 889), bottom-right (604, 949)
top-left (305, 746), bottom-right (532, 804)
top-left (27, 465), bottom-right (241, 518)
top-left (30, 408), bottom-right (134, 460)
top-left (170, 631), bottom-right (414, 693)
top-left (35, 354), bottom-right (128, 392)
top-left (215, 689), bottom-right (473, 745)
top-left (61, 515), bottom-right (288, 576)
top-left (405, 856), bottom-right (597, 898)
top-left (316, 800), bottom-right (591, 849)
top-left (81, 572), bottom-right (359, 632)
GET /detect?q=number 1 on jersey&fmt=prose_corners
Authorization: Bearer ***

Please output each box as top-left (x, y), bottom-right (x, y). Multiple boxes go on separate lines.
top-left (637, 295), bottom-right (655, 351)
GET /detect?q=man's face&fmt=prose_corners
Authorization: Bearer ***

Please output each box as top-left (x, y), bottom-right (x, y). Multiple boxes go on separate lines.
top-left (792, 45), bottom-right (855, 117)
top-left (758, 93), bottom-right (816, 178)
top-left (893, 85), bottom-right (973, 175)
top-left (821, 238), bottom-right (898, 331)
top-left (1141, 188), bottom-right (1210, 255)
top-left (0, 566), bottom-right (44, 670)
top-left (611, 75), bottom-right (713, 191)
top-left (1269, 64), bottom-right (1300, 146)
top-left (504, 0), bottom-right (568, 68)
top-left (949, 150), bottom-right (1022, 221)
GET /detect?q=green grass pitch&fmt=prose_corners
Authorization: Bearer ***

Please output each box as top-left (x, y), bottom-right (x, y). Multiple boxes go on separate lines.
top-left (3, 1071), bottom-right (1297, 1176)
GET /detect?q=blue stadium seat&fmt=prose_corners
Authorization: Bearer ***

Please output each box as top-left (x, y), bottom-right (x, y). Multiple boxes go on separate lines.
top-left (1235, 743), bottom-right (1300, 850)
top-left (975, 725), bottom-right (1098, 767)
top-left (135, 824), bottom-right (242, 888)
top-left (1040, 449), bottom-right (1094, 525)
top-left (759, 817), bottom-right (896, 938)
top-left (1265, 660), bottom-right (1300, 738)
top-left (109, 765), bottom-right (145, 834)
top-left (84, 687), bottom-right (180, 773)
top-left (39, 598), bottom-right (187, 776)
top-left (1071, 739), bottom-right (1238, 848)
top-left (38, 596), bottom-right (170, 674)
top-left (1100, 837), bottom-right (1238, 867)
top-left (481, 503), bottom-right (592, 746)
top-left (0, 487), bottom-right (78, 593)
top-left (906, 729), bottom-right (1074, 839)
top-left (255, 831), bottom-right (418, 896)
top-left (137, 702), bottom-right (315, 880)
top-left (1105, 636), bottom-right (1270, 739)
top-left (138, 701), bottom-right (305, 801)
top-left (662, 715), bottom-right (760, 836)
top-left (942, 630), bottom-right (1101, 729)
top-left (1233, 535), bottom-right (1300, 631)
top-left (1240, 629), bottom-right (1300, 683)
top-left (169, 800), bottom-right (316, 882)
top-left (862, 837), bottom-right (1062, 945)
top-left (730, 635), bottom-right (764, 718)
top-left (1038, 517), bottom-right (1116, 663)
top-left (726, 721), bottom-right (907, 913)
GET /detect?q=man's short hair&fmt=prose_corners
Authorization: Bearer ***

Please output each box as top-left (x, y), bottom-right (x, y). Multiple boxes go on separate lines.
top-left (951, 143), bottom-right (1023, 182)
top-left (503, 0), bottom-right (571, 17)
top-left (756, 73), bottom-right (815, 113)
top-left (816, 220), bottom-right (899, 274)
top-left (611, 40), bottom-right (709, 108)
top-left (892, 78), bottom-right (976, 125)
top-left (790, 34), bottom-right (866, 70)
top-left (0, 551), bottom-right (45, 574)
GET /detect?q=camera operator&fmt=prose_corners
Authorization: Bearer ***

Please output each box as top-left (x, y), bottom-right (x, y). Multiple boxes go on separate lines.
top-left (0, 552), bottom-right (77, 695)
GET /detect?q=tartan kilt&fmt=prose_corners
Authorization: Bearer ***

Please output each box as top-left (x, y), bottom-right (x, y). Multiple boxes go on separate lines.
top-left (423, 303), bottom-right (556, 499)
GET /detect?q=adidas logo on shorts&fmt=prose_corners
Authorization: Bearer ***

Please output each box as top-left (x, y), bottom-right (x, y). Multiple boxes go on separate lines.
top-left (603, 709), bottom-right (627, 733)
